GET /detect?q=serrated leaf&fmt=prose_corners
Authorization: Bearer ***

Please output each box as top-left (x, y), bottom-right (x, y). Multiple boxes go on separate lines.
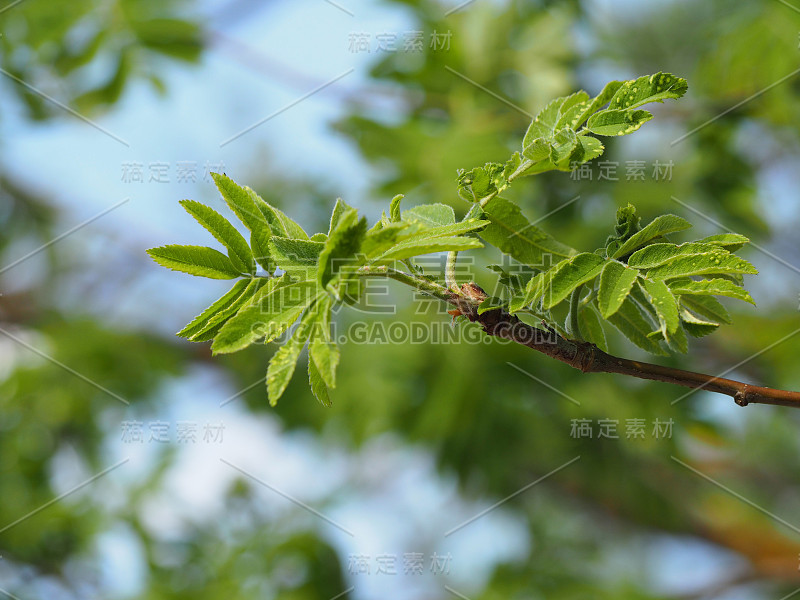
top-left (646, 252), bottom-right (758, 280)
top-left (177, 278), bottom-right (251, 339)
top-left (680, 294), bottom-right (731, 324)
top-left (567, 135), bottom-right (604, 167)
top-left (573, 80), bottom-right (624, 129)
top-left (310, 232), bottom-right (327, 242)
top-left (668, 277), bottom-right (755, 305)
top-left (549, 128), bottom-right (579, 165)
top-left (376, 236), bottom-right (483, 261)
top-left (608, 72), bottom-right (688, 111)
top-left (318, 209), bottom-right (368, 289)
top-left (586, 109), bottom-right (653, 136)
top-left (577, 304), bottom-right (608, 352)
top-left (694, 233), bottom-right (749, 251)
top-left (389, 194), bottom-right (403, 222)
top-left (627, 242), bottom-right (723, 269)
top-left (607, 297), bottom-right (667, 355)
top-left (210, 173), bottom-right (274, 271)
top-left (147, 245), bottom-right (242, 279)
top-left (308, 354), bottom-right (331, 407)
top-left (211, 279), bottom-right (316, 354)
top-left (362, 222), bottom-right (412, 258)
top-left (522, 137), bottom-right (552, 162)
top-left (597, 260), bottom-right (639, 318)
top-left (480, 197), bottom-right (575, 267)
top-left (523, 96), bottom-right (568, 146)
top-left (402, 203), bottom-right (456, 227)
top-left (639, 278), bottom-right (680, 335)
top-left (680, 308), bottom-right (720, 337)
top-left (329, 198), bottom-right (353, 235)
top-left (555, 91), bottom-right (590, 130)
top-left (183, 277), bottom-right (269, 342)
top-left (179, 200), bottom-right (255, 275)
top-left (541, 253), bottom-right (605, 309)
top-left (253, 195), bottom-right (308, 240)
top-left (269, 238), bottom-right (324, 279)
top-left (611, 214), bottom-right (692, 259)
top-left (502, 152), bottom-right (522, 180)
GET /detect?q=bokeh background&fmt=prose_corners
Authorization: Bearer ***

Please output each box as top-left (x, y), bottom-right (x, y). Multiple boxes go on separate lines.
top-left (2, 0), bottom-right (800, 598)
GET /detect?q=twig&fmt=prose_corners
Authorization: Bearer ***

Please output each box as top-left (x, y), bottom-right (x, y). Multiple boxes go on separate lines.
top-left (357, 267), bottom-right (800, 409)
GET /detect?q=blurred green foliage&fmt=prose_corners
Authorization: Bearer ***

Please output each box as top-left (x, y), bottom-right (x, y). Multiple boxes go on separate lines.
top-left (2, 0), bottom-right (800, 598)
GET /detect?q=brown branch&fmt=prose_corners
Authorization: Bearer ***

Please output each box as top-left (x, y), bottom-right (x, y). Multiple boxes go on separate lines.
top-left (447, 281), bottom-right (800, 409)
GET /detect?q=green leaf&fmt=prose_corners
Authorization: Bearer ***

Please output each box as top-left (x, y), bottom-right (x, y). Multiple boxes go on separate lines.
top-left (555, 91), bottom-right (590, 130)
top-left (210, 173), bottom-right (274, 271)
top-left (329, 198), bottom-right (353, 235)
top-left (456, 162), bottom-right (506, 201)
top-left (376, 236), bottom-right (483, 261)
top-left (480, 197), bottom-right (575, 267)
top-left (608, 72), bottom-right (688, 111)
top-left (573, 80), bottom-right (624, 129)
top-left (680, 294), bottom-right (731, 324)
top-left (567, 135), bottom-right (604, 167)
top-left (180, 278), bottom-right (269, 342)
top-left (611, 214), bottom-right (692, 259)
top-left (597, 260), bottom-right (639, 318)
top-left (269, 238), bottom-right (325, 278)
top-left (549, 128), bottom-right (579, 165)
top-left (318, 209), bottom-right (368, 290)
top-left (362, 222), bottom-right (412, 258)
top-left (586, 109), bottom-right (653, 136)
top-left (607, 298), bottom-right (667, 355)
top-left (310, 232), bottom-right (328, 242)
top-left (308, 354), bottom-right (331, 407)
top-left (254, 196), bottom-right (309, 240)
top-left (147, 245), bottom-right (242, 279)
top-left (211, 279), bottom-right (316, 354)
top-left (177, 278), bottom-right (251, 339)
top-left (680, 309), bottom-right (720, 337)
top-left (668, 277), bottom-right (755, 305)
top-left (389, 194), bottom-right (403, 222)
top-left (309, 338), bottom-right (339, 389)
top-left (523, 96), bottom-right (569, 146)
top-left (646, 253), bottom-right (758, 280)
top-left (179, 200), bottom-right (255, 275)
top-left (627, 242), bottom-right (723, 269)
top-left (541, 253), bottom-right (605, 309)
top-left (694, 233), bottom-right (749, 251)
top-left (402, 204), bottom-right (456, 227)
top-left (522, 137), bottom-right (552, 162)
top-left (639, 278), bottom-right (680, 335)
top-left (577, 304), bottom-right (608, 352)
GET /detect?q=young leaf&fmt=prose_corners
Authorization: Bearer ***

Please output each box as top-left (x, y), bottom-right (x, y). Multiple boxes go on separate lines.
top-left (680, 309), bottom-right (720, 337)
top-left (254, 196), bottom-right (309, 240)
top-left (611, 214), bottom-right (692, 258)
top-left (376, 236), bottom-right (483, 262)
top-left (627, 242), bottom-right (724, 269)
top-left (541, 253), bottom-right (605, 309)
top-left (210, 172), bottom-right (274, 271)
top-left (523, 96), bottom-right (569, 146)
top-left (549, 128), bottom-right (579, 165)
top-left (586, 109), bottom-right (653, 136)
top-left (180, 277), bottom-right (268, 342)
top-left (147, 245), bottom-right (243, 279)
top-left (567, 135), bottom-right (604, 167)
top-left (362, 222), bottom-right (412, 258)
top-left (179, 200), bottom-right (255, 275)
top-left (639, 278), bottom-right (680, 335)
top-left (679, 294), bottom-right (731, 324)
top-left (211, 279), bottom-right (316, 354)
top-left (308, 354), bottom-right (331, 407)
top-left (309, 335), bottom-right (339, 389)
top-left (577, 304), bottom-right (608, 352)
top-left (607, 297), bottom-right (667, 355)
top-left (329, 198), bottom-right (353, 235)
top-left (177, 278), bottom-right (251, 339)
top-left (646, 253), bottom-right (758, 280)
top-left (573, 80), bottom-right (624, 129)
top-left (608, 72), bottom-right (688, 111)
top-left (402, 204), bottom-right (456, 227)
top-left (554, 91), bottom-right (591, 130)
top-left (695, 233), bottom-right (749, 251)
top-left (269, 238), bottom-right (325, 278)
top-left (668, 277), bottom-right (755, 305)
top-left (266, 305), bottom-right (317, 405)
top-left (318, 208), bottom-right (368, 290)
top-left (480, 197), bottom-right (575, 267)
top-left (389, 194), bottom-right (403, 222)
top-left (597, 260), bottom-right (639, 318)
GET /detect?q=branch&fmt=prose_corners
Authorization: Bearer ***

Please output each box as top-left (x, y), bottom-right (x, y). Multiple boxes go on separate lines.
top-left (358, 267), bottom-right (800, 409)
